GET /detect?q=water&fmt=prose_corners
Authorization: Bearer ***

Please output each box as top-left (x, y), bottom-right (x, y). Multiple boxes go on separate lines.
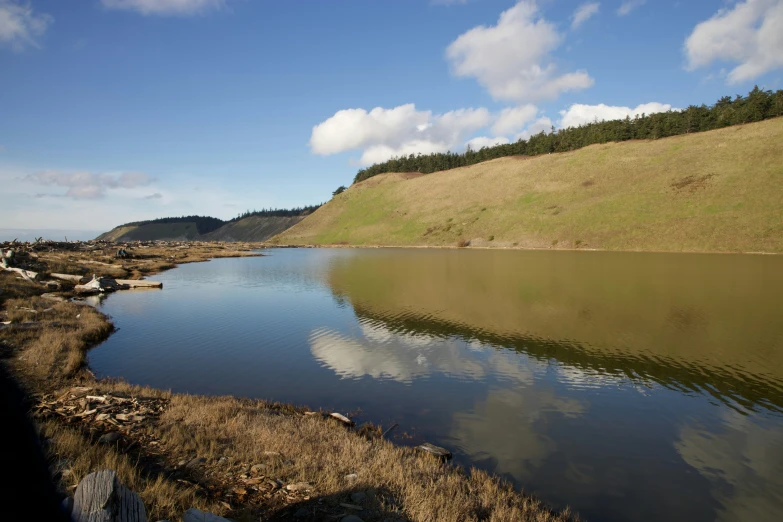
top-left (89, 248), bottom-right (783, 522)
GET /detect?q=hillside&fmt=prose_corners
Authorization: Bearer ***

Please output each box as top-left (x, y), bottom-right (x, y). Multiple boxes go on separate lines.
top-left (275, 117), bottom-right (783, 253)
top-left (96, 222), bottom-right (203, 242)
top-left (201, 215), bottom-right (305, 242)
top-left (97, 211), bottom-right (314, 243)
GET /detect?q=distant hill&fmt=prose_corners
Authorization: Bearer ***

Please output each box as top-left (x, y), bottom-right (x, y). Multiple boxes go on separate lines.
top-left (97, 207), bottom-right (319, 242)
top-left (274, 117), bottom-right (783, 253)
top-left (202, 215), bottom-right (306, 242)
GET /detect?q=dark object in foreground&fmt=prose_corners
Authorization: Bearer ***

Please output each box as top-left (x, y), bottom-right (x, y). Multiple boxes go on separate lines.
top-left (0, 362), bottom-right (71, 522)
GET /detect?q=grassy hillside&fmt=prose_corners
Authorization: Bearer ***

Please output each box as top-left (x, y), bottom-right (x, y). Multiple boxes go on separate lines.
top-left (202, 215), bottom-right (305, 242)
top-left (96, 222), bottom-right (201, 242)
top-left (275, 117), bottom-right (783, 253)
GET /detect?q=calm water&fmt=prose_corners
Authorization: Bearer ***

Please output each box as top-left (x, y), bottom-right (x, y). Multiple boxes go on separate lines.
top-left (89, 248), bottom-right (783, 522)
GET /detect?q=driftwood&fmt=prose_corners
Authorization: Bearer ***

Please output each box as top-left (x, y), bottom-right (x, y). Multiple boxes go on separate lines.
top-left (71, 469), bottom-right (147, 522)
top-left (50, 273), bottom-right (85, 282)
top-left (75, 276), bottom-right (129, 294)
top-left (416, 442), bottom-right (452, 460)
top-left (1, 264), bottom-right (39, 282)
top-left (330, 412), bottom-right (355, 427)
top-left (115, 279), bottom-right (162, 289)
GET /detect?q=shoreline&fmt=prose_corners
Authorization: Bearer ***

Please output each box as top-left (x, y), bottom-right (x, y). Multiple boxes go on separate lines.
top-left (0, 240), bottom-right (576, 522)
top-left (266, 241), bottom-right (782, 256)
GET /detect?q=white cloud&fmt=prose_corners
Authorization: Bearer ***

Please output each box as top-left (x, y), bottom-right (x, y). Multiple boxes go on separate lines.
top-left (572, 2), bottom-right (600, 29)
top-left (310, 104), bottom-right (491, 165)
top-left (617, 0), bottom-right (645, 16)
top-left (466, 136), bottom-right (510, 150)
top-left (685, 0), bottom-right (783, 84)
top-left (559, 101), bottom-right (674, 129)
top-left (492, 104), bottom-right (539, 135)
top-left (446, 0), bottom-right (593, 102)
top-left (516, 116), bottom-right (554, 140)
top-left (0, 0), bottom-right (52, 51)
top-left (24, 171), bottom-right (155, 199)
top-left (100, 0), bottom-right (225, 16)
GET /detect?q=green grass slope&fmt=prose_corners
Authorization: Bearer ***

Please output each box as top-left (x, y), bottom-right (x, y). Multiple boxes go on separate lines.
top-left (96, 222), bottom-right (202, 242)
top-left (202, 215), bottom-right (305, 242)
top-left (276, 118), bottom-right (783, 253)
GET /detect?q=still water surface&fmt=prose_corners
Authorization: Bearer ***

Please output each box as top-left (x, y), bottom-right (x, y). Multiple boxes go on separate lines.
top-left (89, 248), bottom-right (783, 522)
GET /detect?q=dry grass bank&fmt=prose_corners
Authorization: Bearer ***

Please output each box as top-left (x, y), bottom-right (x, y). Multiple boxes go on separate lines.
top-left (275, 117), bottom-right (783, 253)
top-left (0, 245), bottom-right (576, 522)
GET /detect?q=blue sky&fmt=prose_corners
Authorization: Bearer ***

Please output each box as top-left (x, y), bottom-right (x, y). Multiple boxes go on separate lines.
top-left (1, 0), bottom-right (782, 232)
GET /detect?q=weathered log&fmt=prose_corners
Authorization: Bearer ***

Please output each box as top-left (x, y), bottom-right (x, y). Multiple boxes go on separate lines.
top-left (115, 279), bottom-right (163, 289)
top-left (71, 469), bottom-right (147, 522)
top-left (182, 508), bottom-right (232, 522)
top-left (416, 442), bottom-right (452, 460)
top-left (75, 275), bottom-right (129, 294)
top-left (1, 265), bottom-right (39, 282)
top-left (50, 273), bottom-right (85, 282)
top-left (330, 412), bottom-right (355, 426)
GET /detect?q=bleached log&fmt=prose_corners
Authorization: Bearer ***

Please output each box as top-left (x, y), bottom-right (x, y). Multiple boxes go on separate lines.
top-left (115, 279), bottom-right (163, 289)
top-left (50, 273), bottom-right (85, 282)
top-left (416, 442), bottom-right (452, 460)
top-left (330, 412), bottom-right (355, 426)
top-left (75, 276), bottom-right (129, 294)
top-left (71, 469), bottom-right (147, 522)
top-left (1, 265), bottom-right (39, 282)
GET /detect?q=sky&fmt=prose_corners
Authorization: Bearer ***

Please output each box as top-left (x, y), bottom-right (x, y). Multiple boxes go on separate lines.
top-left (1, 0), bottom-right (782, 233)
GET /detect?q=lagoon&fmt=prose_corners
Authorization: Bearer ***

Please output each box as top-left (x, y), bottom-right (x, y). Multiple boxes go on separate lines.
top-left (89, 248), bottom-right (783, 522)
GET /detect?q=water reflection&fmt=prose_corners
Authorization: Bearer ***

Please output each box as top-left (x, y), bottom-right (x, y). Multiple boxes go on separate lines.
top-left (88, 248), bottom-right (783, 522)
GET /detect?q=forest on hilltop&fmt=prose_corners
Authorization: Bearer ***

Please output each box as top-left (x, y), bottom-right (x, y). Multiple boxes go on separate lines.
top-left (353, 87), bottom-right (783, 184)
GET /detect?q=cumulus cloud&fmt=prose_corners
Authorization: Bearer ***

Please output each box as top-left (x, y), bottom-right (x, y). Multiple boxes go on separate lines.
top-left (446, 0), bottom-right (593, 102)
top-left (310, 104), bottom-right (491, 165)
top-left (492, 104), bottom-right (539, 135)
top-left (572, 2), bottom-right (600, 29)
top-left (100, 0), bottom-right (225, 16)
top-left (617, 0), bottom-right (645, 16)
top-left (466, 136), bottom-right (510, 150)
top-left (0, 0), bottom-right (52, 51)
top-left (25, 171), bottom-right (155, 199)
top-left (559, 101), bottom-right (674, 129)
top-left (516, 116), bottom-right (554, 140)
top-left (685, 0), bottom-right (783, 84)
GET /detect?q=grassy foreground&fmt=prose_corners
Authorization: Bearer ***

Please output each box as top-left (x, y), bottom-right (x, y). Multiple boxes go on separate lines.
top-left (275, 117), bottom-right (783, 253)
top-left (0, 244), bottom-right (574, 522)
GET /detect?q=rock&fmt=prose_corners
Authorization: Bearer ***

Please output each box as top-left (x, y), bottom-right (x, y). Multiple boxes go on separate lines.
top-left (341, 516), bottom-right (365, 522)
top-left (186, 457), bottom-right (206, 470)
top-left (61, 496), bottom-right (73, 515)
top-left (182, 508), bottom-right (233, 522)
top-left (250, 463), bottom-right (266, 474)
top-left (285, 482), bottom-right (312, 492)
top-left (98, 432), bottom-right (122, 444)
top-left (350, 491), bottom-right (367, 504)
top-left (344, 473), bottom-right (358, 481)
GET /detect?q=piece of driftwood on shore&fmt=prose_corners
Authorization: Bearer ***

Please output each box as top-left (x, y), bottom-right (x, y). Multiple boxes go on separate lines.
top-left (416, 442), bottom-right (452, 460)
top-left (1, 264), bottom-right (39, 282)
top-left (50, 273), bottom-right (85, 282)
top-left (115, 279), bottom-right (163, 289)
top-left (330, 412), bottom-right (355, 426)
top-left (75, 275), bottom-right (129, 294)
top-left (71, 469), bottom-right (147, 522)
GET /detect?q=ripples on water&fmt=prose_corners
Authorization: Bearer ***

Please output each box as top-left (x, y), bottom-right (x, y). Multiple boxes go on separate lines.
top-left (89, 248), bottom-right (783, 522)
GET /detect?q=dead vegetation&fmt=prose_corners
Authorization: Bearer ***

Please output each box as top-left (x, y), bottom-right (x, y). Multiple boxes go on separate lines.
top-left (1, 241), bottom-right (576, 522)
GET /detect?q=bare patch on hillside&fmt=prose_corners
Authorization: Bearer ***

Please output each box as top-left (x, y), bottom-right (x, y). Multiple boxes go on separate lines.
top-left (670, 174), bottom-right (714, 193)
